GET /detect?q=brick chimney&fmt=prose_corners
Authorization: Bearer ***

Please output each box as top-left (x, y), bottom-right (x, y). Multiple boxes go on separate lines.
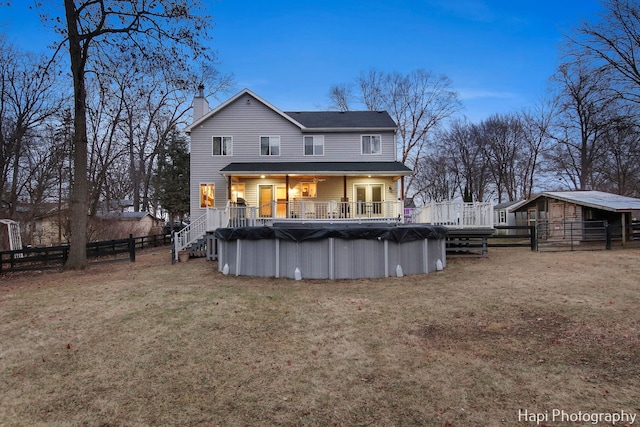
top-left (192, 84), bottom-right (209, 122)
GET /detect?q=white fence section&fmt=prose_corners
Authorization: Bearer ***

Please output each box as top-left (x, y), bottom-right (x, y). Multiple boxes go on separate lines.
top-left (410, 201), bottom-right (493, 229)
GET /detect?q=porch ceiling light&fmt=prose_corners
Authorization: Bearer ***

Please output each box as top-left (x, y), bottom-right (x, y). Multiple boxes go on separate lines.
top-left (260, 175), bottom-right (266, 179)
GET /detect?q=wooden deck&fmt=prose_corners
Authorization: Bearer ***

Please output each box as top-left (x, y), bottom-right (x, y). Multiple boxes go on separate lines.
top-left (446, 229), bottom-right (495, 257)
top-left (173, 200), bottom-right (495, 260)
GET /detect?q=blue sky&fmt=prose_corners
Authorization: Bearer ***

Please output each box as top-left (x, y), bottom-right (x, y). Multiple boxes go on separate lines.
top-left (1, 0), bottom-right (604, 121)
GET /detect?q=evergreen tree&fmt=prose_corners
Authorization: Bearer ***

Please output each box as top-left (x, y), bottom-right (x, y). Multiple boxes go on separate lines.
top-left (155, 130), bottom-right (190, 222)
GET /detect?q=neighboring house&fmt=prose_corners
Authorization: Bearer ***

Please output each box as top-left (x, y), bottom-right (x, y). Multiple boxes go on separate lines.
top-left (185, 88), bottom-right (412, 222)
top-left (13, 203), bottom-right (68, 247)
top-left (513, 190), bottom-right (640, 243)
top-left (493, 200), bottom-right (527, 235)
top-left (92, 212), bottom-right (162, 241)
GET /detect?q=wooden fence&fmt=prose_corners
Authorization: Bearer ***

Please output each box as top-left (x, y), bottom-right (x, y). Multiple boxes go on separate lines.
top-left (0, 234), bottom-right (171, 274)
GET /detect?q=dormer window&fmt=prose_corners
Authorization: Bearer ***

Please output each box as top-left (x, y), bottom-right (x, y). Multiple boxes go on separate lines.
top-left (361, 135), bottom-right (381, 155)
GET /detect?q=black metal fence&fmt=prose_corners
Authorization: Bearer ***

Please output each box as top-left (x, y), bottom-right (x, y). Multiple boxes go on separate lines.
top-left (0, 233), bottom-right (171, 274)
top-left (488, 225), bottom-right (537, 250)
top-left (535, 220), bottom-right (635, 252)
top-left (488, 221), bottom-right (640, 252)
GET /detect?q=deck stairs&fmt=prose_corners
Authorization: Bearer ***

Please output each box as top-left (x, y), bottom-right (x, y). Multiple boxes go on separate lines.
top-left (188, 235), bottom-right (208, 258)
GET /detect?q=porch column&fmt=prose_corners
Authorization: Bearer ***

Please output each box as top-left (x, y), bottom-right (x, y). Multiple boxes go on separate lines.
top-left (286, 175), bottom-right (290, 201)
top-left (621, 212), bottom-right (626, 246)
top-left (286, 175), bottom-right (290, 218)
top-left (343, 176), bottom-right (347, 199)
top-left (401, 176), bottom-right (405, 200)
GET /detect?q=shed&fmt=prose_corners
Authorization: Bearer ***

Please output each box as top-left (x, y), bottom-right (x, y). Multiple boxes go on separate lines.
top-left (513, 191), bottom-right (640, 244)
top-left (493, 200), bottom-right (527, 234)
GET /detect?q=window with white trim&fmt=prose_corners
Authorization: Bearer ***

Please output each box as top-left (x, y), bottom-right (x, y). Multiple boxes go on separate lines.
top-left (200, 183), bottom-right (214, 208)
top-left (231, 183), bottom-right (245, 202)
top-left (361, 135), bottom-right (381, 155)
top-left (212, 136), bottom-right (232, 156)
top-left (498, 210), bottom-right (506, 224)
top-left (300, 182), bottom-right (317, 198)
top-left (260, 136), bottom-right (280, 155)
top-left (303, 135), bottom-right (324, 156)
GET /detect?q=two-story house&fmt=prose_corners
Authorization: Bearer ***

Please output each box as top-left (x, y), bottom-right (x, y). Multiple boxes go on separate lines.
top-left (185, 88), bottom-right (412, 224)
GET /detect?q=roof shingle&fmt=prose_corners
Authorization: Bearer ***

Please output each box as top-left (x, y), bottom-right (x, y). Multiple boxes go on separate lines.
top-left (284, 111), bottom-right (397, 129)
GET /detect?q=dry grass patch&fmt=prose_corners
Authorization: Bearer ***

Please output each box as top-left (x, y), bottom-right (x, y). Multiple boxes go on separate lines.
top-left (1, 247), bottom-right (639, 426)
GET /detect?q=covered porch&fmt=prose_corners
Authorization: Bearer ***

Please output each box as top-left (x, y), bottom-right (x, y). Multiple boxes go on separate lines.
top-left (219, 161), bottom-right (412, 224)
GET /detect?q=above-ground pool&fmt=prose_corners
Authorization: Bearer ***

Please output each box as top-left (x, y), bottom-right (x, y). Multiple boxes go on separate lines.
top-left (212, 223), bottom-right (448, 280)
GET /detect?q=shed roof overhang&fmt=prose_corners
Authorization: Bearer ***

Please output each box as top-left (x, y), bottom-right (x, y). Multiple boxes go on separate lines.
top-left (220, 161), bottom-right (413, 178)
top-left (515, 191), bottom-right (640, 213)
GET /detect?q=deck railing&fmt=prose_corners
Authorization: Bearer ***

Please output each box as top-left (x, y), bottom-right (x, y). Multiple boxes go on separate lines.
top-left (224, 200), bottom-right (403, 228)
top-left (173, 206), bottom-right (228, 260)
top-left (409, 201), bottom-right (493, 229)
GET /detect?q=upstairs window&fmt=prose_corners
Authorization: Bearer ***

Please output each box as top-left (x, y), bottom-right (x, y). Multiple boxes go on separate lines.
top-left (304, 135), bottom-right (324, 156)
top-left (212, 136), bottom-right (232, 156)
top-left (361, 135), bottom-right (381, 155)
top-left (260, 136), bottom-right (280, 156)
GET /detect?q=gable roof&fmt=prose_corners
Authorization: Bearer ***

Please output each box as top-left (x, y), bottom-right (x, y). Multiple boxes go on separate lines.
top-left (494, 200), bottom-right (527, 211)
top-left (185, 88), bottom-right (397, 133)
top-left (525, 191), bottom-right (640, 212)
top-left (185, 88), bottom-right (305, 133)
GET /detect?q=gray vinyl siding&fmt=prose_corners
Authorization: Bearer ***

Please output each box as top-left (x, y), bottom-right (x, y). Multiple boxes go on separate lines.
top-left (189, 92), bottom-right (398, 219)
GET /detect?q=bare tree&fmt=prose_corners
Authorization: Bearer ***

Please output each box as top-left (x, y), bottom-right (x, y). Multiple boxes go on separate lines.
top-left (0, 36), bottom-right (63, 217)
top-left (327, 84), bottom-right (353, 111)
top-left (519, 97), bottom-right (557, 199)
top-left (474, 114), bottom-right (524, 203)
top-left (570, 0), bottom-right (640, 104)
top-left (413, 149), bottom-right (460, 204)
top-left (597, 115), bottom-right (640, 196)
top-left (331, 68), bottom-right (461, 198)
top-left (438, 118), bottom-right (491, 202)
top-left (546, 58), bottom-right (620, 190)
top-left (35, 0), bottom-right (215, 269)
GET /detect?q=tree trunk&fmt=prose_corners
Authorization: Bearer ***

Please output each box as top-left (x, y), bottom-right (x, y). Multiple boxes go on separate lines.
top-left (64, 0), bottom-right (89, 270)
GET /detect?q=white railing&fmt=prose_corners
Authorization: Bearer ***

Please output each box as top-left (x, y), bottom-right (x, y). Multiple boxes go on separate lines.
top-left (173, 206), bottom-right (229, 260)
top-left (223, 200), bottom-right (404, 227)
top-left (411, 201), bottom-right (493, 229)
